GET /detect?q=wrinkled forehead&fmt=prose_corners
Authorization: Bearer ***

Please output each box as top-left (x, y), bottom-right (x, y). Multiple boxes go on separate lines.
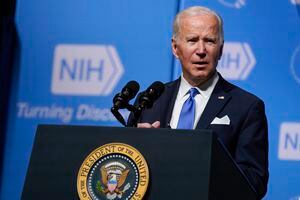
top-left (179, 14), bottom-right (220, 36)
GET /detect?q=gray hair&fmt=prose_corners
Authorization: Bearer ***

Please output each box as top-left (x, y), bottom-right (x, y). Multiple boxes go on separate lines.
top-left (172, 6), bottom-right (224, 44)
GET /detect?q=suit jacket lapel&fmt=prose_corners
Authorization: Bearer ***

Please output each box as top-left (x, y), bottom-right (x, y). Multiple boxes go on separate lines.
top-left (196, 75), bottom-right (233, 129)
top-left (159, 78), bottom-right (181, 127)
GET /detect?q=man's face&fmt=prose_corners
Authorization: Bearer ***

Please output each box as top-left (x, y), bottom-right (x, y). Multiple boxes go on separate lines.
top-left (172, 14), bottom-right (223, 86)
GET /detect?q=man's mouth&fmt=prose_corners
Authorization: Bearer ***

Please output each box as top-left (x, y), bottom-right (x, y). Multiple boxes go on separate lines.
top-left (192, 61), bottom-right (209, 66)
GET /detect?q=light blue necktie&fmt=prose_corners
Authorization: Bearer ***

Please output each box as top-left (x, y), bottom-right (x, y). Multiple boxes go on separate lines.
top-left (177, 88), bottom-right (199, 129)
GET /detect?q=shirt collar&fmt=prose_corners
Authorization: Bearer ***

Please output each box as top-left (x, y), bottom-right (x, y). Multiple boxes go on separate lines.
top-left (178, 72), bottom-right (219, 99)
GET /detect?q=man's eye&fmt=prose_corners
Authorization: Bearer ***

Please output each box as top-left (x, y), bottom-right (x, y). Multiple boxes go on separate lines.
top-left (205, 38), bottom-right (216, 44)
top-left (188, 40), bottom-right (197, 43)
top-left (187, 38), bottom-right (198, 43)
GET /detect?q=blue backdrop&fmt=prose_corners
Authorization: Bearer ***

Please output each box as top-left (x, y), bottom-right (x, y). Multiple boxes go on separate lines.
top-left (1, 0), bottom-right (300, 199)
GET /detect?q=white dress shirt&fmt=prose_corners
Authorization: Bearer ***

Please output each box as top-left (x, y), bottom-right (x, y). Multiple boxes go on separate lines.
top-left (169, 72), bottom-right (219, 129)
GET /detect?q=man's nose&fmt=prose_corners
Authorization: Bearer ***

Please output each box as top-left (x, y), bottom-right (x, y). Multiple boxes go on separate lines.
top-left (195, 41), bottom-right (206, 58)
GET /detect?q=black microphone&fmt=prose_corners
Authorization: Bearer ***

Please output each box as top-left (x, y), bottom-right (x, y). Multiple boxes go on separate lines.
top-left (127, 81), bottom-right (165, 127)
top-left (112, 80), bottom-right (140, 109)
top-left (111, 80), bottom-right (140, 126)
top-left (137, 81), bottom-right (165, 110)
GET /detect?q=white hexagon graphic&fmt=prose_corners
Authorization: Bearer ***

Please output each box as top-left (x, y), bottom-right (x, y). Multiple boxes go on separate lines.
top-left (291, 0), bottom-right (300, 5)
top-left (51, 44), bottom-right (124, 96)
top-left (290, 45), bottom-right (300, 85)
top-left (218, 0), bottom-right (246, 9)
top-left (217, 42), bottom-right (256, 80)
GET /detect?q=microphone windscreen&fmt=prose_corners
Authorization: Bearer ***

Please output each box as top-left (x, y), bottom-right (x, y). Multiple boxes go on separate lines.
top-left (147, 81), bottom-right (165, 99)
top-left (123, 80), bottom-right (140, 99)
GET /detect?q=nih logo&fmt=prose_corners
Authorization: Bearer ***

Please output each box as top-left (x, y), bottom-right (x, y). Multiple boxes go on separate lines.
top-left (51, 44), bottom-right (124, 96)
top-left (278, 122), bottom-right (300, 161)
top-left (218, 42), bottom-right (256, 80)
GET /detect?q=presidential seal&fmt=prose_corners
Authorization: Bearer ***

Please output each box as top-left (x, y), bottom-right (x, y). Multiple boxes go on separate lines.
top-left (77, 143), bottom-right (149, 200)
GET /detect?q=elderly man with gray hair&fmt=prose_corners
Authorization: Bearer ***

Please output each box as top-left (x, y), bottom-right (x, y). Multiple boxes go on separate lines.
top-left (129, 6), bottom-right (268, 199)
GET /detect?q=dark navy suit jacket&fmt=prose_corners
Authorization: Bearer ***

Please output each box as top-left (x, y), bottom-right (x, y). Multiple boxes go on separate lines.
top-left (128, 74), bottom-right (269, 198)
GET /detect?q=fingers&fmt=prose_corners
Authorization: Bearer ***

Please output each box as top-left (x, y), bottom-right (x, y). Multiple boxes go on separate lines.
top-left (137, 123), bottom-right (153, 128)
top-left (152, 121), bottom-right (160, 128)
top-left (137, 121), bottom-right (160, 128)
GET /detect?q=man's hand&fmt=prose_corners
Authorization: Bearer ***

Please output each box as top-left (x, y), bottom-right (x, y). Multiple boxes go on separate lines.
top-left (137, 121), bottom-right (160, 128)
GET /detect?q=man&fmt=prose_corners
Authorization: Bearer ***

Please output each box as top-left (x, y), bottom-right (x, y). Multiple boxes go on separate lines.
top-left (128, 6), bottom-right (268, 198)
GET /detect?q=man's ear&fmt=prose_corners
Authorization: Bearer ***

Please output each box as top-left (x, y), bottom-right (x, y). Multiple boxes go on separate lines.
top-left (218, 43), bottom-right (224, 60)
top-left (172, 38), bottom-right (179, 58)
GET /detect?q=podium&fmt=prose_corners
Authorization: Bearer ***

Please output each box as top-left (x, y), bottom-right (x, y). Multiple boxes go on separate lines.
top-left (22, 125), bottom-right (258, 200)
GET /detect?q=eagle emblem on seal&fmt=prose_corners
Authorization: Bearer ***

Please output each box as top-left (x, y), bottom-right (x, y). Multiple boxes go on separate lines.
top-left (96, 161), bottom-right (131, 200)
